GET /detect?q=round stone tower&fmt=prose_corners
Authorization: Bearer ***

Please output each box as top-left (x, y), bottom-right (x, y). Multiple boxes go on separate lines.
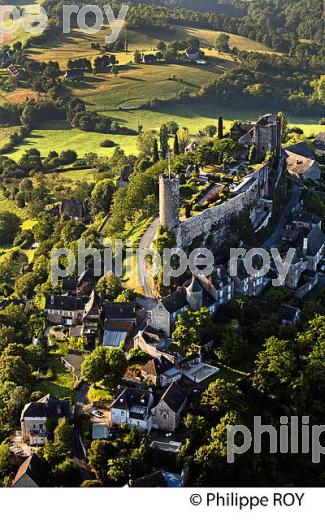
top-left (159, 173), bottom-right (180, 229)
top-left (186, 276), bottom-right (203, 311)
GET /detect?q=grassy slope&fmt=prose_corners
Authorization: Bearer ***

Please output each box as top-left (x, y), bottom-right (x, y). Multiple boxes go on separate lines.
top-left (28, 25), bottom-right (271, 68)
top-left (6, 107), bottom-right (324, 160)
top-left (1, 21), bottom-right (323, 160)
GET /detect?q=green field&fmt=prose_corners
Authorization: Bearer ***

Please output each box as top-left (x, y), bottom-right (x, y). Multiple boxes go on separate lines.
top-left (5, 103), bottom-right (324, 161)
top-left (27, 24), bottom-right (271, 69)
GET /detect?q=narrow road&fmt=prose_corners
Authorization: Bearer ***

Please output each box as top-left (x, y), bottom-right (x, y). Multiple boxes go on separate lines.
top-left (261, 182), bottom-right (301, 249)
top-left (71, 382), bottom-right (94, 483)
top-left (138, 217), bottom-right (159, 300)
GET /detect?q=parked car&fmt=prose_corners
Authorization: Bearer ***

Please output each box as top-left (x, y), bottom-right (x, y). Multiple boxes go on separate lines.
top-left (92, 410), bottom-right (104, 418)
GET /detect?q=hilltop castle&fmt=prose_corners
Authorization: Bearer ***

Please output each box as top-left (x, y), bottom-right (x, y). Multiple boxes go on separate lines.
top-left (159, 114), bottom-right (282, 248)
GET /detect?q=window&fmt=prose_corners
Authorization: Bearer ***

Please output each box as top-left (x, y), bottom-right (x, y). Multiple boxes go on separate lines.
top-left (161, 412), bottom-right (168, 420)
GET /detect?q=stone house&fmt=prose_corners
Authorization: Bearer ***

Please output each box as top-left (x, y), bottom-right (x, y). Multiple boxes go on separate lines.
top-left (11, 454), bottom-right (48, 488)
top-left (150, 276), bottom-right (218, 337)
top-left (82, 290), bottom-right (101, 339)
top-left (140, 357), bottom-right (182, 387)
top-left (290, 210), bottom-right (321, 231)
top-left (151, 381), bottom-right (187, 432)
top-left (102, 301), bottom-right (137, 325)
top-left (103, 320), bottom-right (135, 348)
top-left (314, 132), bottom-right (325, 153)
top-left (133, 327), bottom-right (177, 364)
top-left (61, 353), bottom-right (84, 383)
top-left (110, 387), bottom-right (155, 431)
top-left (197, 266), bottom-right (234, 306)
top-left (303, 226), bottom-right (325, 271)
top-left (45, 294), bottom-right (86, 326)
top-left (231, 257), bottom-right (269, 296)
top-left (21, 394), bottom-right (69, 445)
top-left (285, 150), bottom-right (321, 181)
top-left (50, 199), bottom-right (88, 221)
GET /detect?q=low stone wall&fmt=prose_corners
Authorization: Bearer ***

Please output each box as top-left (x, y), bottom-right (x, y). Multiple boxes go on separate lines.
top-left (176, 164), bottom-right (270, 247)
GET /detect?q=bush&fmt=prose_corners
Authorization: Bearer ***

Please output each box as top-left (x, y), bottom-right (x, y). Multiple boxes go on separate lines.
top-left (100, 139), bottom-right (117, 148)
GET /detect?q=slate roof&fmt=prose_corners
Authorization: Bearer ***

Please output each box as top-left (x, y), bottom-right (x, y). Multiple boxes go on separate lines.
top-left (305, 227), bottom-right (325, 256)
top-left (111, 387), bottom-right (153, 411)
top-left (103, 320), bottom-right (134, 347)
top-left (279, 304), bottom-right (300, 323)
top-left (141, 357), bottom-right (174, 377)
top-left (12, 454), bottom-right (48, 487)
top-left (284, 141), bottom-right (314, 159)
top-left (315, 132), bottom-right (325, 145)
top-left (235, 256), bottom-right (264, 280)
top-left (83, 291), bottom-right (101, 318)
top-left (61, 354), bottom-right (84, 378)
top-left (45, 294), bottom-right (86, 311)
top-left (21, 394), bottom-right (69, 421)
top-left (103, 302), bottom-right (136, 321)
top-left (0, 299), bottom-right (25, 311)
top-left (158, 381), bottom-right (187, 413)
top-left (61, 199), bottom-right (87, 218)
top-left (290, 211), bottom-right (321, 226)
top-left (78, 269), bottom-right (100, 287)
top-left (161, 288), bottom-right (188, 313)
top-left (61, 277), bottom-right (78, 293)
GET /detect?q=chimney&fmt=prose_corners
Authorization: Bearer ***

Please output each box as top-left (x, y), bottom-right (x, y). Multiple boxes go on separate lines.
top-left (303, 237), bottom-right (308, 253)
top-left (216, 266), bottom-right (222, 279)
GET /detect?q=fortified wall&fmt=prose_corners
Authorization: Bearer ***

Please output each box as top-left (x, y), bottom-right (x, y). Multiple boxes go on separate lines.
top-left (174, 163), bottom-right (270, 248)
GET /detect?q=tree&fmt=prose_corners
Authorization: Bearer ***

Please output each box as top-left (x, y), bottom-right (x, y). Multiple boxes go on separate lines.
top-left (91, 179), bottom-right (115, 215)
top-left (0, 212), bottom-right (21, 245)
top-left (137, 130), bottom-right (156, 158)
top-left (96, 273), bottom-right (123, 301)
top-left (218, 116), bottom-right (223, 139)
top-left (50, 459), bottom-right (79, 487)
top-left (107, 455), bottom-right (129, 484)
top-left (53, 417), bottom-right (72, 456)
top-left (81, 479), bottom-right (103, 487)
top-left (172, 308), bottom-right (213, 357)
top-left (133, 50), bottom-right (142, 64)
top-left (88, 439), bottom-right (115, 480)
top-left (156, 41), bottom-right (166, 52)
top-left (0, 443), bottom-right (11, 478)
top-left (215, 34), bottom-right (230, 53)
top-left (105, 347), bottom-right (127, 386)
top-left (201, 380), bottom-right (244, 417)
top-left (0, 354), bottom-right (32, 386)
top-left (252, 336), bottom-right (297, 397)
top-left (152, 138), bottom-right (159, 163)
top-left (173, 132), bottom-right (180, 155)
top-left (159, 124), bottom-right (169, 159)
top-left (167, 121), bottom-right (179, 135)
top-left (202, 125), bottom-right (217, 137)
top-left (61, 220), bottom-right (86, 244)
top-left (278, 111), bottom-right (288, 141)
top-left (215, 320), bottom-right (248, 364)
top-left (81, 348), bottom-right (107, 385)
